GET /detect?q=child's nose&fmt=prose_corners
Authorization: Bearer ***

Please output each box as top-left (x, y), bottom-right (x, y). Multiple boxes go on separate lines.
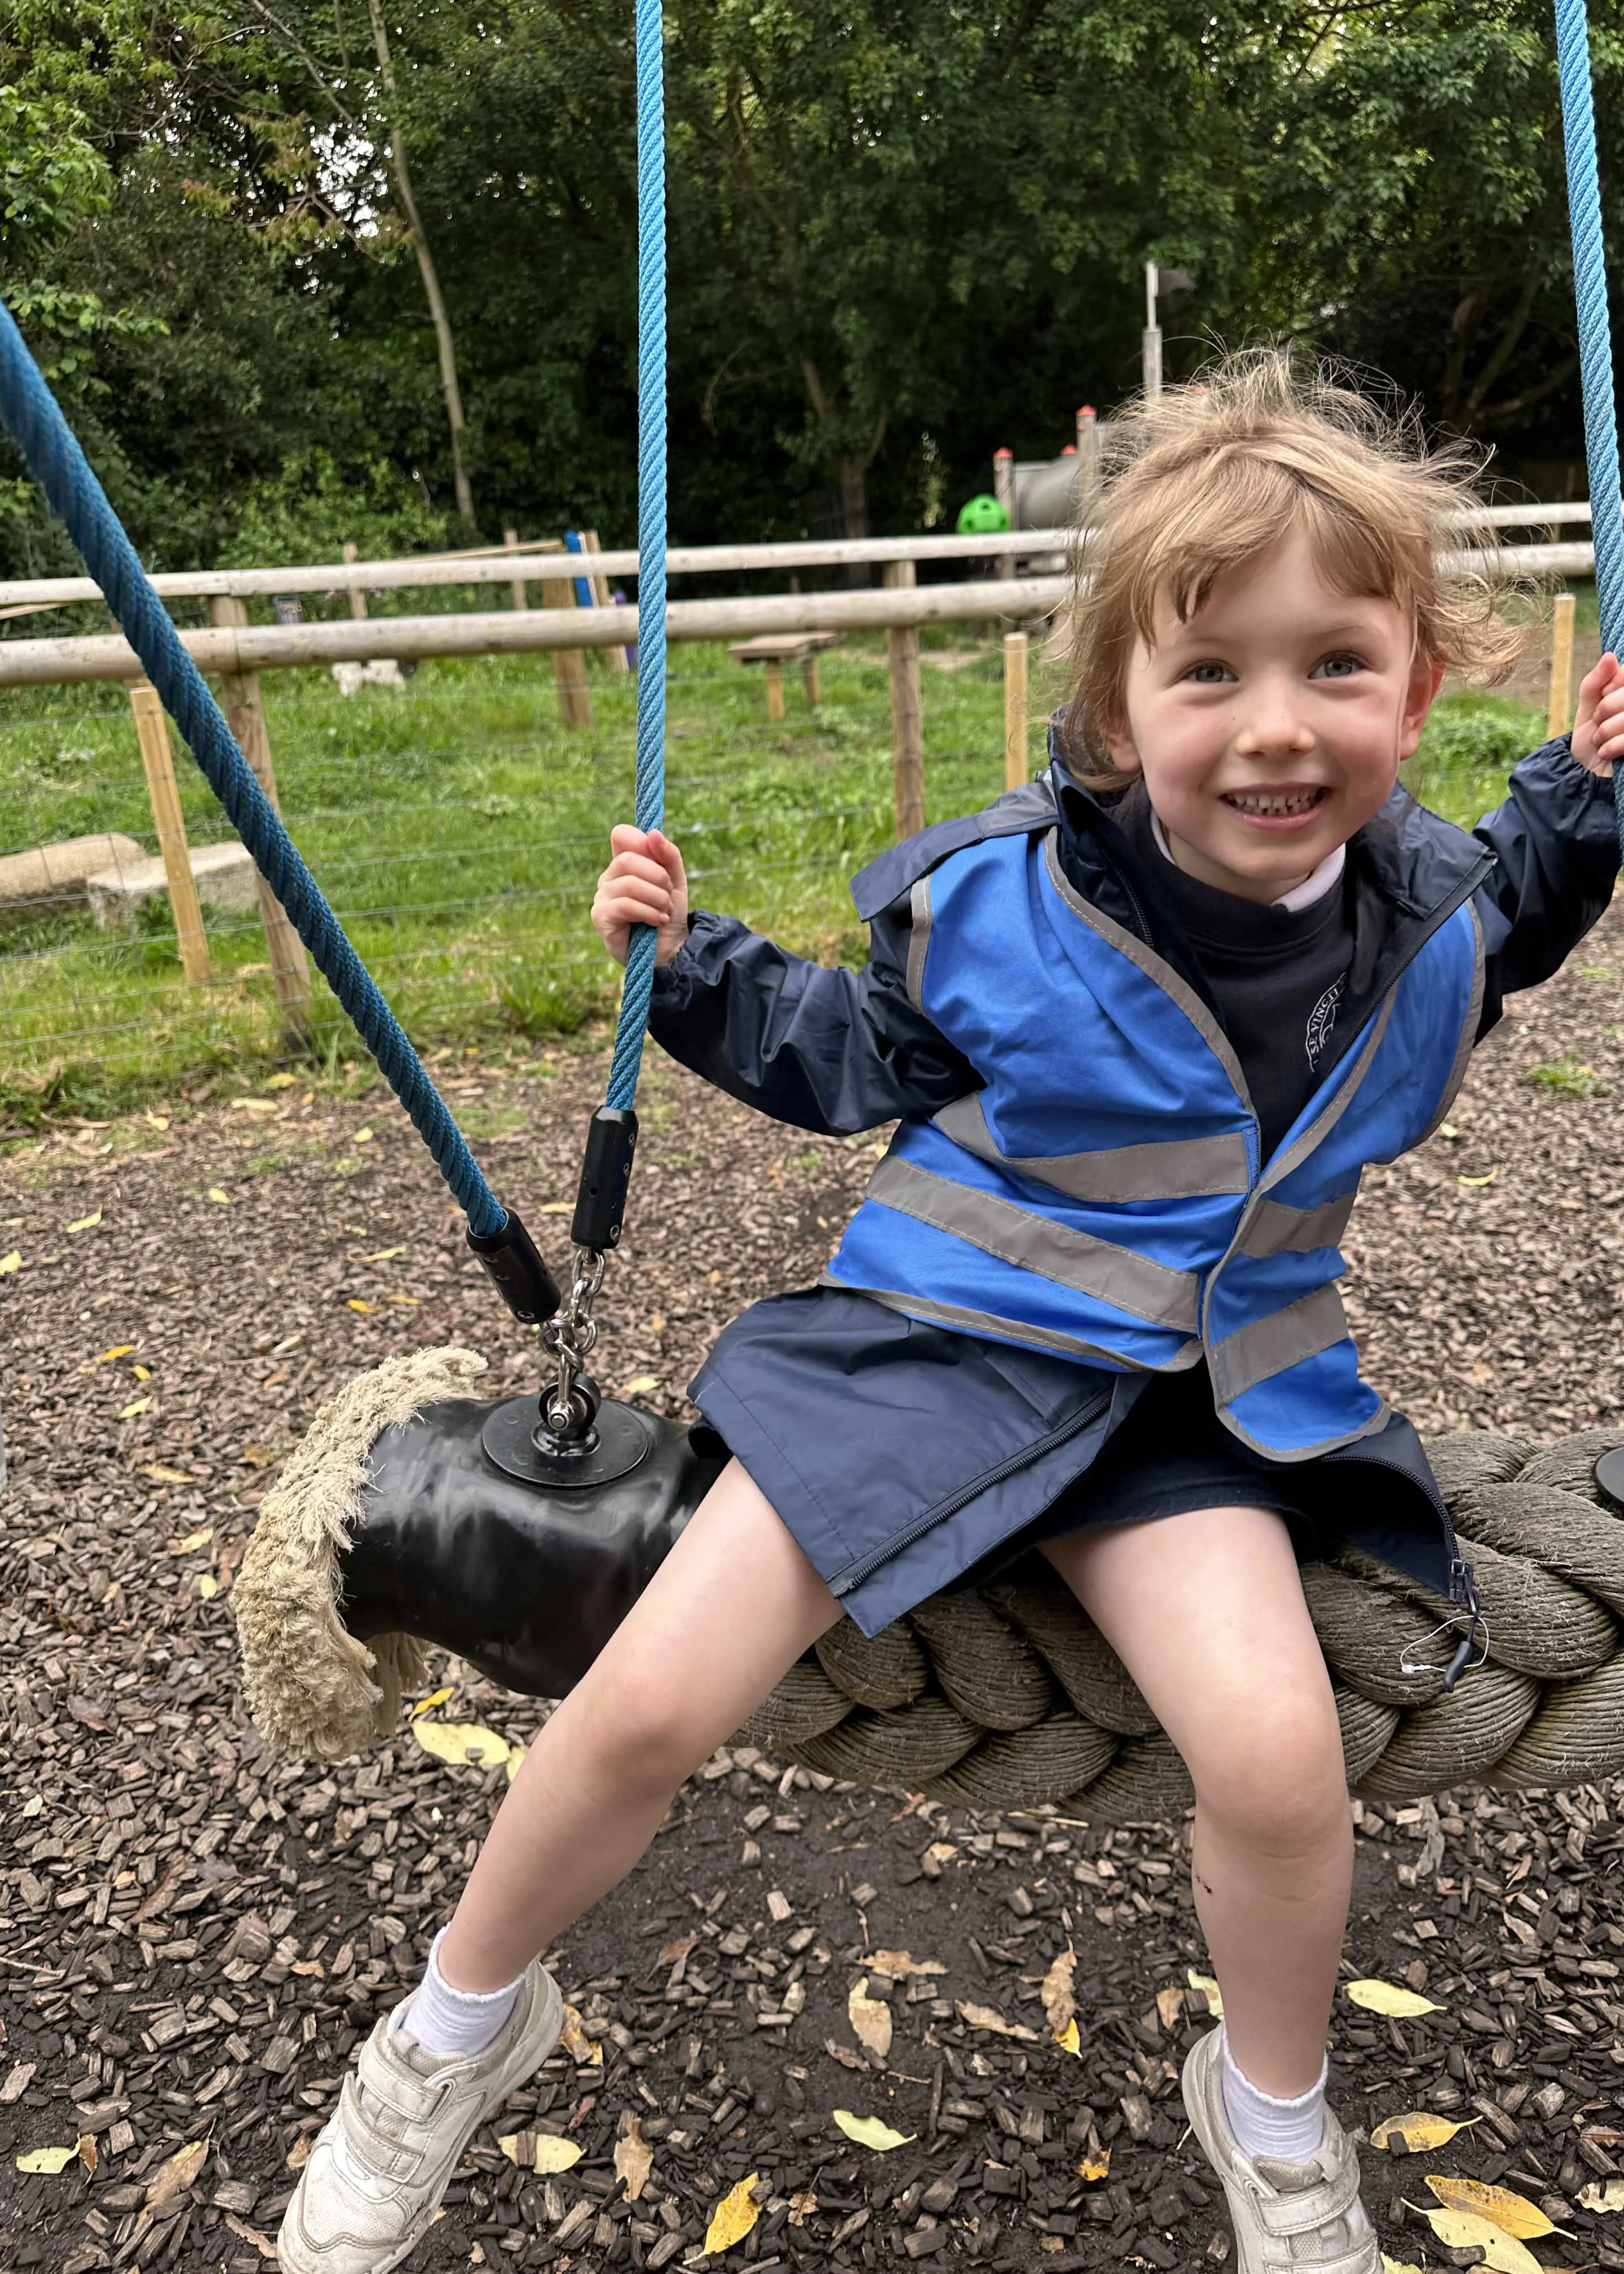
top-left (1234, 681), bottom-right (1314, 755)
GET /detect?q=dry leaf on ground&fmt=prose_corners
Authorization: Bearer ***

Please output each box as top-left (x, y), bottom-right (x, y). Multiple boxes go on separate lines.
top-left (955, 2000), bottom-right (1039, 2043)
top-left (832, 2111), bottom-right (916, 2153)
top-left (867, 1950), bottom-right (946, 1978)
top-left (1187, 1968), bottom-right (1224, 2017)
top-left (497, 2131), bottom-right (582, 2174)
top-left (615, 2114), bottom-right (653, 2201)
top-left (1407, 2205), bottom-right (1543, 2273)
top-left (1040, 1947), bottom-right (1076, 2034)
top-left (67, 1210), bottom-right (102, 1232)
top-left (561, 2004), bottom-right (603, 2067)
top-left (1054, 2017), bottom-right (1081, 2057)
top-left (1345, 1978), bottom-right (1441, 2018)
top-left (144, 2138), bottom-right (209, 2206)
top-left (704, 2172), bottom-right (762, 2253)
top-left (1579, 2178), bottom-right (1624, 2214)
top-left (410, 1686), bottom-right (454, 1717)
top-left (15, 2140), bottom-right (89, 2174)
top-left (848, 1977), bottom-right (893, 2061)
top-left (1154, 1986), bottom-right (1184, 2031)
top-left (411, 1720), bottom-right (513, 1771)
top-left (1078, 2134), bottom-right (1110, 2184)
top-left (1423, 2175), bottom-right (1564, 2240)
top-left (1371, 2112), bottom-right (1477, 2153)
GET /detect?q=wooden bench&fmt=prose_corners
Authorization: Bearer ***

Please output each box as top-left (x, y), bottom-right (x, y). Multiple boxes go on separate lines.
top-left (727, 632), bottom-right (840, 719)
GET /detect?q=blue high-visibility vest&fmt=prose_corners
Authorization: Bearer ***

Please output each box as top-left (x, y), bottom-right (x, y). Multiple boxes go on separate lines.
top-left (824, 826), bottom-right (1484, 1460)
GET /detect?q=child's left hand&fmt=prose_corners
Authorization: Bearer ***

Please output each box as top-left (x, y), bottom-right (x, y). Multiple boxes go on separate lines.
top-left (1570, 651), bottom-right (1624, 777)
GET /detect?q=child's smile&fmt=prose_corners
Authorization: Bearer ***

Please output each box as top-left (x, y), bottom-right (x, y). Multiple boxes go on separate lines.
top-left (1103, 531), bottom-right (1445, 902)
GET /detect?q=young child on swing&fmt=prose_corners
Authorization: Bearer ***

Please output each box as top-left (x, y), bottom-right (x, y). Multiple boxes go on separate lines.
top-left (280, 351), bottom-right (1624, 2274)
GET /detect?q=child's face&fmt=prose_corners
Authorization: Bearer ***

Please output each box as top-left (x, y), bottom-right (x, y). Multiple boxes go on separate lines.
top-left (1102, 531), bottom-right (1445, 903)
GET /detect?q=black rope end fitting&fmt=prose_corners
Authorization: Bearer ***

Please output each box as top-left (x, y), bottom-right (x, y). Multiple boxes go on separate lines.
top-left (572, 1107), bottom-right (638, 1251)
top-left (467, 1209), bottom-right (562, 1326)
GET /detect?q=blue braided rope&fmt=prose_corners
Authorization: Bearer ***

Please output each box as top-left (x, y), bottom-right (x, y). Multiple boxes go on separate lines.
top-left (0, 301), bottom-right (506, 1237)
top-left (1553, 0), bottom-right (1624, 858)
top-left (604, 0), bottom-right (669, 1116)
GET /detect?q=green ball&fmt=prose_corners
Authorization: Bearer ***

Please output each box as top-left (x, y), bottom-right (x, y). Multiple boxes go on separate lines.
top-left (956, 492), bottom-right (1010, 535)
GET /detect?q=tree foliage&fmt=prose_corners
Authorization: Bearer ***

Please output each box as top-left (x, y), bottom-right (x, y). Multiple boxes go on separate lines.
top-left (1, 0), bottom-right (1619, 574)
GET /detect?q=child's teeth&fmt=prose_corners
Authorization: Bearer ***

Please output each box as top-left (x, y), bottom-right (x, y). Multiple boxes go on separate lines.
top-left (1230, 790), bottom-right (1318, 814)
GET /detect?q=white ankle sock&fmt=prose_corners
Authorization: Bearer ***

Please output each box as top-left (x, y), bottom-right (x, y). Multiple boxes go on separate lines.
top-left (1220, 2030), bottom-right (1327, 2163)
top-left (395, 1929), bottom-right (524, 2061)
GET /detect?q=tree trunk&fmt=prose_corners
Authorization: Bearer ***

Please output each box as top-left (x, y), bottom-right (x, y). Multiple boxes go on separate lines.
top-left (366, 0), bottom-right (476, 530)
top-left (836, 459), bottom-right (870, 541)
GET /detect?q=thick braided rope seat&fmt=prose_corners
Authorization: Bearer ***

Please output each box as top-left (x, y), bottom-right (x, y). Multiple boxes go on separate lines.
top-left (734, 1428), bottom-right (1624, 1821)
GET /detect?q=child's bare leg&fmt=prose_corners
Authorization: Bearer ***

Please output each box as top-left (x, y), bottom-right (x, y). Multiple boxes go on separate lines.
top-left (437, 1457), bottom-right (842, 1991)
top-left (1042, 1504), bottom-right (1351, 2097)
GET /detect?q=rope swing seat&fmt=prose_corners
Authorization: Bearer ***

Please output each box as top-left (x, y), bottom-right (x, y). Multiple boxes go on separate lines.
top-left (5, 0), bottom-right (1624, 1817)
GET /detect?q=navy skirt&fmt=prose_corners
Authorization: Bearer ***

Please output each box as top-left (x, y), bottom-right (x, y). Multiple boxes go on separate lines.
top-left (689, 1285), bottom-right (1453, 1636)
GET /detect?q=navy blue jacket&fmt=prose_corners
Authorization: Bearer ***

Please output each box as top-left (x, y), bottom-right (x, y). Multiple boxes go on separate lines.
top-left (650, 737), bottom-right (1619, 1633)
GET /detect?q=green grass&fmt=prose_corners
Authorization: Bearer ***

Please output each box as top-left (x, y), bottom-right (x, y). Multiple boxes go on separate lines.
top-left (0, 622), bottom-right (1557, 1121)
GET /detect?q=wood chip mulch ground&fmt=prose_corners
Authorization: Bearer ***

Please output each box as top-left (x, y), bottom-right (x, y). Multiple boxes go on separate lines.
top-left (5, 904), bottom-right (1624, 2274)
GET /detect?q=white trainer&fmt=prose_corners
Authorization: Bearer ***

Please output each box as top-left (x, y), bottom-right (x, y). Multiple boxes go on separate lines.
top-left (1180, 2027), bottom-right (1381, 2273)
top-left (277, 1958), bottom-right (563, 2274)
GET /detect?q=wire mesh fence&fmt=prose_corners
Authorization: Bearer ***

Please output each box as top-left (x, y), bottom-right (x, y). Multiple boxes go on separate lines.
top-left (0, 628), bottom-right (1061, 1116)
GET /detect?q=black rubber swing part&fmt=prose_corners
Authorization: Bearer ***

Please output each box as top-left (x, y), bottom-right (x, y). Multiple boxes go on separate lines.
top-left (465, 1207), bottom-right (561, 1326)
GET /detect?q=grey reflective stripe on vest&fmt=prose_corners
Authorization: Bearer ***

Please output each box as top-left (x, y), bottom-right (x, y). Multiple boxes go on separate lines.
top-left (905, 875), bottom-right (934, 1011)
top-left (933, 1092), bottom-right (1251, 1203)
top-left (1040, 831), bottom-right (1254, 1117)
top-left (866, 1155), bottom-right (1201, 1332)
top-left (816, 1273), bottom-right (1204, 1370)
top-left (1416, 899), bottom-right (1486, 1144)
top-left (1234, 1191), bottom-right (1357, 1258)
top-left (1207, 1283), bottom-right (1351, 1406)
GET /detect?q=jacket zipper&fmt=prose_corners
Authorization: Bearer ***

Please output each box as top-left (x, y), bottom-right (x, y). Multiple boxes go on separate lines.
top-left (1322, 1439), bottom-right (1481, 1689)
top-left (831, 1389), bottom-right (1113, 1599)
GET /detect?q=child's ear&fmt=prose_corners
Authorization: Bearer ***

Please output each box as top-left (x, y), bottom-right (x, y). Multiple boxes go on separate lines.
top-left (1398, 651), bottom-right (1448, 759)
top-left (1100, 712), bottom-right (1143, 777)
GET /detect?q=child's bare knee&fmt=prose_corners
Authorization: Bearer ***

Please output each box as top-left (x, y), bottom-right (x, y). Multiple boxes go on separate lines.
top-left (1190, 1709), bottom-right (1348, 1854)
top-left (575, 1663), bottom-right (715, 1797)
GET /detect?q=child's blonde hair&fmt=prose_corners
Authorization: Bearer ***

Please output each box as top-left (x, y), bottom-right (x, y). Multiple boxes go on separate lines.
top-left (1060, 347), bottom-right (1526, 782)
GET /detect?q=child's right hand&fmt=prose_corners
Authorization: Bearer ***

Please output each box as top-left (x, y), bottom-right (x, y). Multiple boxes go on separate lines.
top-left (1571, 651), bottom-right (1624, 776)
top-left (592, 826), bottom-right (690, 967)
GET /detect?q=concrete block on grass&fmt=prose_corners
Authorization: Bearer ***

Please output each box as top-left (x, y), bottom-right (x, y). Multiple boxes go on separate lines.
top-left (0, 833), bottom-right (145, 921)
top-left (86, 841), bottom-right (259, 932)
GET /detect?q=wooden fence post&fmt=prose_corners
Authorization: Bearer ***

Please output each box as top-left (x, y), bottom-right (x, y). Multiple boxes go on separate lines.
top-left (1548, 589), bottom-right (1577, 739)
top-left (883, 560), bottom-right (924, 840)
top-left (208, 596), bottom-right (314, 1034)
top-left (508, 529), bottom-right (594, 729)
top-left (129, 682), bottom-right (211, 985)
top-left (993, 447), bottom-right (1015, 584)
top-left (582, 529), bottom-right (630, 672)
top-left (1004, 630), bottom-right (1029, 791)
top-left (341, 540), bottom-right (368, 622)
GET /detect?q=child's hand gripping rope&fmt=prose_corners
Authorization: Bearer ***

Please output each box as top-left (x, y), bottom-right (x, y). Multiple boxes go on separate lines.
top-left (592, 826), bottom-right (690, 967)
top-left (1571, 651), bottom-right (1624, 774)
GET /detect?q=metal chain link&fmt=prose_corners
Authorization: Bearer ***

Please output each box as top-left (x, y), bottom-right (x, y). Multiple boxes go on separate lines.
top-left (541, 1245), bottom-right (608, 1437)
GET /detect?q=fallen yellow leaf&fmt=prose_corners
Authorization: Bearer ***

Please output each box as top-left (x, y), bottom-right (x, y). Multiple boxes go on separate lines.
top-left (848, 1977), bottom-right (893, 2062)
top-left (229, 1097), bottom-right (280, 1116)
top-left (145, 1111), bottom-right (170, 1129)
top-left (0, 1250), bottom-right (19, 1275)
top-left (496, 2132), bottom-right (582, 2174)
top-left (956, 2000), bottom-right (1039, 2042)
top-left (167, 1527), bottom-right (215, 1554)
top-left (1154, 1986), bottom-right (1184, 2032)
top-left (119, 1397), bottom-right (151, 1419)
top-left (1345, 1978), bottom-right (1441, 2019)
top-left (867, 1951), bottom-right (946, 1978)
top-left (206, 1187), bottom-right (230, 1205)
top-left (1078, 2134), bottom-right (1110, 2184)
top-left (347, 1298), bottom-right (377, 1314)
top-left (704, 2172), bottom-right (762, 2253)
top-left (145, 2139), bottom-right (209, 2207)
top-left (263, 1072), bottom-right (297, 1089)
top-left (614, 2114), bottom-right (654, 2201)
top-left (411, 1686), bottom-right (455, 1717)
top-left (1457, 1169), bottom-right (1498, 1187)
top-left (134, 1363), bottom-right (151, 1380)
top-left (561, 2005), bottom-right (603, 2068)
top-left (358, 1245), bottom-right (405, 1262)
top-left (1424, 2175), bottom-right (1563, 2240)
top-left (617, 1375), bottom-right (659, 1398)
top-left (197, 1574), bottom-right (218, 1599)
top-left (411, 1719), bottom-right (514, 1772)
top-left (354, 1127), bottom-right (374, 1144)
top-left (94, 1345), bottom-right (135, 1364)
top-left (831, 2111), bottom-right (916, 2152)
top-left (15, 2140), bottom-right (89, 2174)
top-left (1408, 2205), bottom-right (1543, 2273)
top-left (1054, 2016), bottom-right (1082, 2057)
top-left (1371, 2112), bottom-right (1477, 2153)
top-left (142, 1464), bottom-right (194, 1484)
top-left (1041, 1947), bottom-right (1077, 2034)
top-left (384, 1293), bottom-right (418, 1306)
top-left (1381, 2258), bottom-right (1425, 2274)
top-left (1187, 1968), bottom-right (1224, 2017)
top-left (67, 1210), bottom-right (102, 1233)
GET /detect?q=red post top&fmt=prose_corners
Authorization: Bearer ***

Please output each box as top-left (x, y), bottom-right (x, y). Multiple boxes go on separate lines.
top-left (1078, 404), bottom-right (1097, 418)
top-left (1061, 445), bottom-right (1076, 455)
top-left (993, 447), bottom-right (1013, 461)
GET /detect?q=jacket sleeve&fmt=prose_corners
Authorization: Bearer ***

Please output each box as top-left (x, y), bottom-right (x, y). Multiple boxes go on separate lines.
top-left (1471, 736), bottom-right (1621, 1034)
top-left (645, 902), bottom-right (979, 1134)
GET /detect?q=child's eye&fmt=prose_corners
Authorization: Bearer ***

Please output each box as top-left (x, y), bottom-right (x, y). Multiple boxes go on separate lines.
top-left (1183, 660), bottom-right (1233, 685)
top-left (1313, 651), bottom-right (1363, 679)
